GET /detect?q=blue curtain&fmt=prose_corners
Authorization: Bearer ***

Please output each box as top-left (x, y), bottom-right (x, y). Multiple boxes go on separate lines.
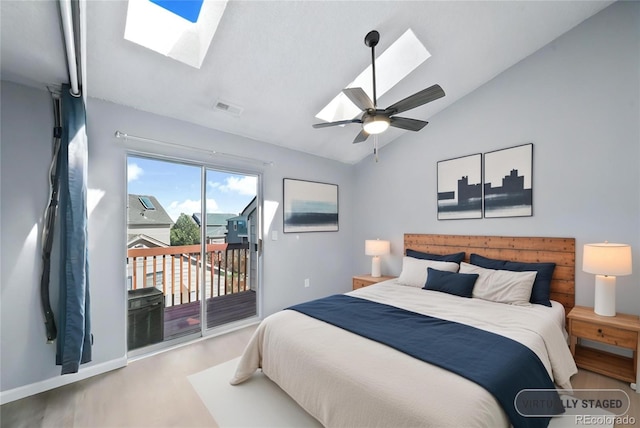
top-left (56, 84), bottom-right (92, 374)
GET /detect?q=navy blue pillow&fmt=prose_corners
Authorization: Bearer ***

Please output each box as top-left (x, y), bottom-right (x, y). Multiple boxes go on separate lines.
top-left (469, 254), bottom-right (556, 307)
top-left (423, 268), bottom-right (478, 298)
top-left (406, 249), bottom-right (465, 264)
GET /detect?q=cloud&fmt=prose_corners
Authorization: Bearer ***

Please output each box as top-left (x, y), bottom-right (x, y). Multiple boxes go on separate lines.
top-left (167, 198), bottom-right (219, 222)
top-left (127, 163), bottom-right (144, 182)
top-left (205, 199), bottom-right (219, 212)
top-left (208, 176), bottom-right (257, 196)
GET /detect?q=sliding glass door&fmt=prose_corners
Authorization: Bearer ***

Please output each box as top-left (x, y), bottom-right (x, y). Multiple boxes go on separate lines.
top-left (202, 168), bottom-right (258, 331)
top-left (126, 155), bottom-right (259, 353)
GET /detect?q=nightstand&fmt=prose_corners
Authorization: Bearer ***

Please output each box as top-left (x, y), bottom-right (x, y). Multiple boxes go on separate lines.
top-left (567, 305), bottom-right (640, 389)
top-left (352, 274), bottom-right (395, 290)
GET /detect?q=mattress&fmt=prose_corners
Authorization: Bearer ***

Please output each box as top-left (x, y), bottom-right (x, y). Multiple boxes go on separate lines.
top-left (231, 280), bottom-right (577, 427)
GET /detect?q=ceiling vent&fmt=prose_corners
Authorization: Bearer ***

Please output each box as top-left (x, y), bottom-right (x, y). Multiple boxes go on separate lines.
top-left (213, 99), bottom-right (243, 117)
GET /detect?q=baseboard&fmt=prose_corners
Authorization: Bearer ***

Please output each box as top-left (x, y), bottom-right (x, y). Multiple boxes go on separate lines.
top-left (1, 320), bottom-right (260, 405)
top-left (0, 356), bottom-right (128, 405)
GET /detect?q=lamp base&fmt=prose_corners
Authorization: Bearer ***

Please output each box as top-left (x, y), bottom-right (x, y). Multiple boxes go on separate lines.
top-left (371, 256), bottom-right (381, 278)
top-left (594, 275), bottom-right (616, 317)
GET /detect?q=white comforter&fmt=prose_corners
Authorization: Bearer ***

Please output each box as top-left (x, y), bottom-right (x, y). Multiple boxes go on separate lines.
top-left (231, 280), bottom-right (578, 427)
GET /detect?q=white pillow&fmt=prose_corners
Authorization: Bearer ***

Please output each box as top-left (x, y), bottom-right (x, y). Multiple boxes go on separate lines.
top-left (396, 257), bottom-right (460, 288)
top-left (459, 262), bottom-right (536, 306)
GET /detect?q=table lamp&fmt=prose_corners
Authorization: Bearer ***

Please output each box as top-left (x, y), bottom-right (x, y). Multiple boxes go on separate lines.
top-left (365, 239), bottom-right (390, 278)
top-left (582, 242), bottom-right (632, 316)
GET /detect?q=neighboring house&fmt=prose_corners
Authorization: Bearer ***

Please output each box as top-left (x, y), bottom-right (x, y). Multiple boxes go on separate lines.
top-left (127, 194), bottom-right (173, 291)
top-left (192, 212), bottom-right (237, 243)
top-left (241, 196), bottom-right (257, 224)
top-left (127, 194), bottom-right (174, 246)
top-left (240, 197), bottom-right (258, 292)
top-left (226, 196), bottom-right (258, 246)
top-left (126, 231), bottom-right (176, 292)
top-left (223, 198), bottom-right (258, 292)
top-left (127, 233), bottom-right (169, 250)
top-left (225, 216), bottom-right (248, 244)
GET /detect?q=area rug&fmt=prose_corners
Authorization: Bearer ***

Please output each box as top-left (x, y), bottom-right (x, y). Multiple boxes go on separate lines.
top-left (188, 358), bottom-right (322, 427)
top-left (189, 358), bottom-right (613, 428)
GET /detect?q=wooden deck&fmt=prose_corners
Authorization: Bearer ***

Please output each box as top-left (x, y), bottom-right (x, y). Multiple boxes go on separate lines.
top-left (163, 291), bottom-right (256, 340)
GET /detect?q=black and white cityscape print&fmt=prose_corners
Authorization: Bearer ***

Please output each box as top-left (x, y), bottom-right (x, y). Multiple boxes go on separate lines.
top-left (483, 143), bottom-right (533, 218)
top-left (437, 153), bottom-right (482, 220)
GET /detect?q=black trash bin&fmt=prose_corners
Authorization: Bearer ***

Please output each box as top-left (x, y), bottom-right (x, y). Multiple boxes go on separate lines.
top-left (127, 288), bottom-right (164, 350)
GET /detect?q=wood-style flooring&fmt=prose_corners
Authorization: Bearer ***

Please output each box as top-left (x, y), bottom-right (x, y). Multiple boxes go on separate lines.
top-left (1, 324), bottom-right (639, 427)
top-left (162, 291), bottom-right (257, 341)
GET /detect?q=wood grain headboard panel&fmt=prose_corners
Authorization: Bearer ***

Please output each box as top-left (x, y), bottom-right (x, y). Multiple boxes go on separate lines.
top-left (404, 234), bottom-right (575, 312)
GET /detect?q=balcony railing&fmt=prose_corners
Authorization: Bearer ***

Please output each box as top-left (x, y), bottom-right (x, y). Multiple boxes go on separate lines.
top-left (127, 242), bottom-right (250, 307)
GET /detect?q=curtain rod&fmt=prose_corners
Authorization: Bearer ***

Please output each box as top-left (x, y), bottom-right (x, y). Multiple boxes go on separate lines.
top-left (59, 0), bottom-right (81, 97)
top-left (114, 131), bottom-right (274, 166)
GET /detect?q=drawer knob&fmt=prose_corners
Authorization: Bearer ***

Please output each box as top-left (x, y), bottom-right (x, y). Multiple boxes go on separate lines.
top-left (597, 328), bottom-right (603, 334)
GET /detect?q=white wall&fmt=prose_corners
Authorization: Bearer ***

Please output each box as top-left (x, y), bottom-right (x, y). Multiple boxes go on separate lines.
top-left (353, 1), bottom-right (640, 315)
top-left (1, 83), bottom-right (355, 399)
top-left (1, 83), bottom-right (63, 396)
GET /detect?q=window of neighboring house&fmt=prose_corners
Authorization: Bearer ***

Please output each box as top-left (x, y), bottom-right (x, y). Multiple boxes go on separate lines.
top-left (146, 272), bottom-right (163, 287)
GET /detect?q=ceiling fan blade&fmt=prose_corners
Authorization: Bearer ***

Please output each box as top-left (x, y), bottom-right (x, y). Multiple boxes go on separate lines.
top-left (384, 84), bottom-right (445, 115)
top-left (390, 116), bottom-right (429, 132)
top-left (312, 119), bottom-right (362, 129)
top-left (352, 129), bottom-right (370, 144)
top-left (343, 87), bottom-right (374, 111)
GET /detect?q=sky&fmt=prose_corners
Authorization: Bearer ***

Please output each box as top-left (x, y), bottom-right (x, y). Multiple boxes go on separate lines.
top-left (127, 156), bottom-right (257, 221)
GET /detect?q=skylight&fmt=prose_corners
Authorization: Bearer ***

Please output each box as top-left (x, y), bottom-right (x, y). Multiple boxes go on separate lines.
top-left (149, 0), bottom-right (204, 23)
top-left (315, 29), bottom-right (431, 123)
top-left (124, 0), bottom-right (228, 69)
top-left (139, 196), bottom-right (156, 210)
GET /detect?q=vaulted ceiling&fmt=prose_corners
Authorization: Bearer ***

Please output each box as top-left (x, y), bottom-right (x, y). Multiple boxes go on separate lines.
top-left (1, 1), bottom-right (614, 164)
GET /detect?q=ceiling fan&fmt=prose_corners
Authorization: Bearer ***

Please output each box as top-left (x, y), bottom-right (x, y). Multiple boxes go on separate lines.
top-left (313, 30), bottom-right (445, 144)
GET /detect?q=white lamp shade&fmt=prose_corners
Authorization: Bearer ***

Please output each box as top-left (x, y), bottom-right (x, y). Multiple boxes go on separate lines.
top-left (365, 239), bottom-right (390, 256)
top-left (583, 243), bottom-right (632, 276)
top-left (362, 115), bottom-right (390, 135)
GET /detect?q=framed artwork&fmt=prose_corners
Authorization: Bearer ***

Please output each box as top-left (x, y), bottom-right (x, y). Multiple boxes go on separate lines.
top-left (283, 178), bottom-right (338, 233)
top-left (437, 153), bottom-right (482, 220)
top-left (483, 143), bottom-right (533, 218)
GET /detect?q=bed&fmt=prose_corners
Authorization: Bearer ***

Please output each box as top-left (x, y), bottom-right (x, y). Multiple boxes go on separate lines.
top-left (231, 234), bottom-right (578, 427)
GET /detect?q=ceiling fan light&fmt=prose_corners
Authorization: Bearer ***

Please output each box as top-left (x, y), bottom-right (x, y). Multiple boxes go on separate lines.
top-left (363, 115), bottom-right (390, 134)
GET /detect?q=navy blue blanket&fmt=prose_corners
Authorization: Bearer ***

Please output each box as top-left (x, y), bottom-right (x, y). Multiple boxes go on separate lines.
top-left (288, 294), bottom-right (562, 428)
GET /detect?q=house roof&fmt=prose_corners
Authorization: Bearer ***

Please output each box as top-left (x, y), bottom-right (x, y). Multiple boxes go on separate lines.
top-left (192, 212), bottom-right (237, 238)
top-left (240, 196), bottom-right (257, 217)
top-left (127, 234), bottom-right (169, 249)
top-left (192, 212), bottom-right (237, 227)
top-left (128, 194), bottom-right (174, 227)
top-left (206, 226), bottom-right (228, 238)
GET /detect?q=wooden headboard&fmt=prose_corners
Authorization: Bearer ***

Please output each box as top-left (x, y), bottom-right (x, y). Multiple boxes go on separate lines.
top-left (404, 234), bottom-right (575, 313)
